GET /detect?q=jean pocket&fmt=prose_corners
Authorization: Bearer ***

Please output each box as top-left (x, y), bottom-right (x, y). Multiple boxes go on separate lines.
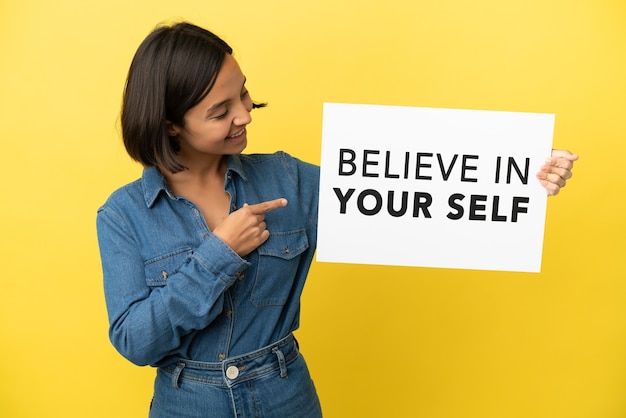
top-left (144, 248), bottom-right (193, 287)
top-left (251, 229), bottom-right (309, 307)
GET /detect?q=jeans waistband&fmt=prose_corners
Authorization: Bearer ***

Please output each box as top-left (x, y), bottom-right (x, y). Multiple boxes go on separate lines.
top-left (159, 333), bottom-right (299, 388)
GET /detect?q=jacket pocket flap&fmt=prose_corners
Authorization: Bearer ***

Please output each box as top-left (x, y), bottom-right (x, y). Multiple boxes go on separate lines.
top-left (144, 248), bottom-right (192, 286)
top-left (257, 229), bottom-right (308, 260)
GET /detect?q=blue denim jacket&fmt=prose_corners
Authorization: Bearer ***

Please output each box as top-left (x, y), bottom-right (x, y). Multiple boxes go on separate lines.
top-left (96, 152), bottom-right (319, 367)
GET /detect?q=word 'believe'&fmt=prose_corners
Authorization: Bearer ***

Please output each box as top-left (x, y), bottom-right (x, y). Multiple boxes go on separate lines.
top-left (338, 148), bottom-right (530, 184)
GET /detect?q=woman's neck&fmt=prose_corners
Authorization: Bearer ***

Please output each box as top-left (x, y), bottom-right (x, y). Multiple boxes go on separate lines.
top-left (161, 156), bottom-right (228, 196)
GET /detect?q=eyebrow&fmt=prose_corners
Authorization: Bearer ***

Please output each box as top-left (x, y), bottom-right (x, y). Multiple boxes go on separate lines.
top-left (206, 99), bottom-right (230, 114)
top-left (205, 77), bottom-right (247, 115)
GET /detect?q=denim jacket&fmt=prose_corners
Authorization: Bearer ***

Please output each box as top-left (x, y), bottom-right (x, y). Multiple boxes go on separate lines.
top-left (96, 152), bottom-right (319, 367)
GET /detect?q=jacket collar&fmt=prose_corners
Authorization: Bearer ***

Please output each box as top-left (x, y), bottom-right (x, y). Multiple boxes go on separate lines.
top-left (141, 155), bottom-right (248, 208)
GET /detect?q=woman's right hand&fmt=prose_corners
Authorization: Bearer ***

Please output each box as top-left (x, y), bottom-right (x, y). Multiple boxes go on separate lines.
top-left (213, 198), bottom-right (288, 256)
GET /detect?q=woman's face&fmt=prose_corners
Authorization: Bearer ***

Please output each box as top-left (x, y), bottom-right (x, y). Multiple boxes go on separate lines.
top-left (169, 54), bottom-right (253, 165)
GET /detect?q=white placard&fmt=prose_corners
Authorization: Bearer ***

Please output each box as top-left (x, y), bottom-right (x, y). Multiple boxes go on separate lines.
top-left (317, 103), bottom-right (554, 272)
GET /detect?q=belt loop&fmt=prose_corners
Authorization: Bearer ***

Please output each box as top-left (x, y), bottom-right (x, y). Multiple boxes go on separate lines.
top-left (272, 347), bottom-right (288, 378)
top-left (172, 362), bottom-right (186, 389)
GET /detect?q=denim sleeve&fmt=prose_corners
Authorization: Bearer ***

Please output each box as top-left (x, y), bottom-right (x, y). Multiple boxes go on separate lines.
top-left (96, 206), bottom-right (250, 366)
top-left (279, 152), bottom-right (320, 231)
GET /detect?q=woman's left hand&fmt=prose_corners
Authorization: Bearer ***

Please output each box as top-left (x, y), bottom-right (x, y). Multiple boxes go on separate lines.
top-left (536, 149), bottom-right (579, 196)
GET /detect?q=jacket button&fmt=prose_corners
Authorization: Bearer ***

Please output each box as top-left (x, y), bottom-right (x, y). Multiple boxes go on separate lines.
top-left (226, 365), bottom-right (239, 379)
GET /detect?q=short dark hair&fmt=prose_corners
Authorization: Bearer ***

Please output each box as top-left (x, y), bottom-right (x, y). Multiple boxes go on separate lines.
top-left (121, 22), bottom-right (233, 173)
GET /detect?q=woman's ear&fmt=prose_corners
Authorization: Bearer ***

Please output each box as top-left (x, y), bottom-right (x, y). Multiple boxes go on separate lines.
top-left (166, 121), bottom-right (180, 137)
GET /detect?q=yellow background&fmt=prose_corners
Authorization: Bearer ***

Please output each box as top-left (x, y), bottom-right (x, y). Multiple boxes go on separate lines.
top-left (1, 0), bottom-right (624, 417)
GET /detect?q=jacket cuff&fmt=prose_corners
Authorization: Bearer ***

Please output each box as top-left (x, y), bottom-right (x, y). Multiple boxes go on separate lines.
top-left (192, 233), bottom-right (251, 286)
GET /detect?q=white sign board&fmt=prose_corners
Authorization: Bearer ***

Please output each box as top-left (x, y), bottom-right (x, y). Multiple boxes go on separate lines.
top-left (317, 103), bottom-right (554, 272)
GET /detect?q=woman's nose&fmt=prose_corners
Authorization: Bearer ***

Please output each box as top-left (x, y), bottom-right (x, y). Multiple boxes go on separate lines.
top-left (234, 100), bottom-right (252, 126)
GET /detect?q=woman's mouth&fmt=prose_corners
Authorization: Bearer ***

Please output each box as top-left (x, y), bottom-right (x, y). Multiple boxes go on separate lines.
top-left (226, 128), bottom-right (247, 144)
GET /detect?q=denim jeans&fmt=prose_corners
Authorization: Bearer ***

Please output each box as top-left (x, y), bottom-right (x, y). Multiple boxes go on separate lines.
top-left (149, 334), bottom-right (322, 417)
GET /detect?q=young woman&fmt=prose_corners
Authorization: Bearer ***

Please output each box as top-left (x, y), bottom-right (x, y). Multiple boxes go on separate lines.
top-left (96, 21), bottom-right (578, 417)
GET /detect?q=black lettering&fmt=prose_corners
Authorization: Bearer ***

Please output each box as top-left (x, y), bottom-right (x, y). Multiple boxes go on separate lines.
top-left (413, 192), bottom-right (433, 218)
top-left (507, 157), bottom-right (529, 185)
top-left (415, 153), bottom-right (433, 180)
top-left (338, 149), bottom-right (357, 176)
top-left (494, 156), bottom-right (502, 184)
top-left (469, 194), bottom-right (487, 220)
top-left (403, 152), bottom-right (410, 179)
top-left (384, 151), bottom-right (400, 179)
top-left (362, 150), bottom-right (380, 178)
top-left (333, 188), bottom-right (355, 214)
top-left (357, 189), bottom-right (383, 215)
top-left (437, 154), bottom-right (458, 181)
top-left (461, 155), bottom-right (479, 182)
top-left (387, 191), bottom-right (408, 217)
top-left (447, 193), bottom-right (465, 220)
top-left (511, 196), bottom-right (529, 222)
top-left (491, 195), bottom-right (507, 221)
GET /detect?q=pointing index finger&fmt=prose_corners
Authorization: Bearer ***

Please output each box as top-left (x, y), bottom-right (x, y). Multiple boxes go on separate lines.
top-left (248, 198), bottom-right (288, 214)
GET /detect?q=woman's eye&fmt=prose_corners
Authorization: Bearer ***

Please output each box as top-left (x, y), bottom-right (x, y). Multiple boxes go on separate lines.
top-left (213, 110), bottom-right (228, 119)
top-left (241, 89), bottom-right (249, 98)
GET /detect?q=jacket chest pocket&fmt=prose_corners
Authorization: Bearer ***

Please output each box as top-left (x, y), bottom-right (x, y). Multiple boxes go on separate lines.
top-left (144, 248), bottom-right (193, 288)
top-left (251, 229), bottom-right (309, 307)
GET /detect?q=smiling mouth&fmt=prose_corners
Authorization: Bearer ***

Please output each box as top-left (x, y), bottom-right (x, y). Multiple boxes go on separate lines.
top-left (227, 128), bottom-right (245, 138)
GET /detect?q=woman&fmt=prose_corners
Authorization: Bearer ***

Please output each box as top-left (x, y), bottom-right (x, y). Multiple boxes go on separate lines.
top-left (96, 21), bottom-right (577, 417)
